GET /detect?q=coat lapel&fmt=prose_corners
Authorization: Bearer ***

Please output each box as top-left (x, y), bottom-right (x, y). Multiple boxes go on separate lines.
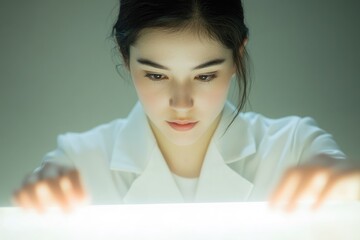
top-left (195, 102), bottom-right (256, 202)
top-left (110, 102), bottom-right (184, 203)
top-left (122, 145), bottom-right (184, 203)
top-left (195, 140), bottom-right (254, 202)
top-left (110, 101), bottom-right (154, 174)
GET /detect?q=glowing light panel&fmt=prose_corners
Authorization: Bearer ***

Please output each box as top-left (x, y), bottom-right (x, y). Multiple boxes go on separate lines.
top-left (1, 202), bottom-right (359, 240)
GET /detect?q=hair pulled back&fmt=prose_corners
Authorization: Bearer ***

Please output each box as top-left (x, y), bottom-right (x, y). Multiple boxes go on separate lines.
top-left (112, 0), bottom-right (250, 126)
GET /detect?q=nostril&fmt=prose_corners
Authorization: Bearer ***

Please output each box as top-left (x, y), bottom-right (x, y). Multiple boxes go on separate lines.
top-left (169, 97), bottom-right (194, 109)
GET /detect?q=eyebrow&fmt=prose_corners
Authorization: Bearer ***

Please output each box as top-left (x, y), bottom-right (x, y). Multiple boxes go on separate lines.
top-left (136, 58), bottom-right (226, 70)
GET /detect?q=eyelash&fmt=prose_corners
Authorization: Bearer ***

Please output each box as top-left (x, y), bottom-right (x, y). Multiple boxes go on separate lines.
top-left (195, 74), bottom-right (217, 82)
top-left (144, 73), bottom-right (217, 82)
top-left (144, 73), bottom-right (167, 81)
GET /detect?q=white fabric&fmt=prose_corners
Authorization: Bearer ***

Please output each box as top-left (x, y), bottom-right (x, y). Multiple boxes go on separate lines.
top-left (172, 173), bottom-right (199, 202)
top-left (42, 101), bottom-right (346, 204)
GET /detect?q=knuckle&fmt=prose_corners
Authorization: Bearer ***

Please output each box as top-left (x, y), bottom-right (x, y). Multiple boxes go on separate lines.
top-left (59, 176), bottom-right (73, 190)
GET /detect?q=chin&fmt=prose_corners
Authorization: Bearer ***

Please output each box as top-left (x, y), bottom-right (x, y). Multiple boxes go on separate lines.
top-left (174, 139), bottom-right (195, 146)
top-left (168, 138), bottom-right (198, 146)
top-left (165, 130), bottom-right (203, 146)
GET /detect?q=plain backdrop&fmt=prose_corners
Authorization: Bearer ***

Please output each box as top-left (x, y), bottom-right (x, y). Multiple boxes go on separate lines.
top-left (0, 0), bottom-right (359, 206)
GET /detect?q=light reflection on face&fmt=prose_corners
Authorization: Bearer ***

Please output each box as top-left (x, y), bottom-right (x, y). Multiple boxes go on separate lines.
top-left (129, 28), bottom-right (235, 146)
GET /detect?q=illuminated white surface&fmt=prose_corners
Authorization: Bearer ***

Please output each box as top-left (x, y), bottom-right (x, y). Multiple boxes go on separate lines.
top-left (1, 202), bottom-right (360, 240)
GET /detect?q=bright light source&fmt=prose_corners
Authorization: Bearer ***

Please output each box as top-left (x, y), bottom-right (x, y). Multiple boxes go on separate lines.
top-left (1, 202), bottom-right (359, 239)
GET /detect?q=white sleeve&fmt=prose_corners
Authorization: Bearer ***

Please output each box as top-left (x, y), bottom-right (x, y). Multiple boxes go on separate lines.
top-left (41, 135), bottom-right (75, 168)
top-left (296, 117), bottom-right (346, 164)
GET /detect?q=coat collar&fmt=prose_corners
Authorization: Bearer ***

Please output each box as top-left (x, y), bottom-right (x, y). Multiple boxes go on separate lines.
top-left (110, 101), bottom-right (256, 202)
top-left (110, 101), bottom-right (157, 174)
top-left (110, 101), bottom-right (256, 172)
top-left (212, 101), bottom-right (257, 164)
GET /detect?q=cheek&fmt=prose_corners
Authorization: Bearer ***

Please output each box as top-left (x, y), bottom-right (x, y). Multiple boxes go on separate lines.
top-left (131, 75), bottom-right (167, 113)
top-left (197, 79), bottom-right (231, 107)
top-left (194, 80), bottom-right (231, 122)
top-left (132, 72), bottom-right (155, 100)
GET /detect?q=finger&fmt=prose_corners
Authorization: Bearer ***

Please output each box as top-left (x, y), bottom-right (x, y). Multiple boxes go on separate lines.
top-left (13, 190), bottom-right (34, 210)
top-left (24, 183), bottom-right (47, 213)
top-left (39, 165), bottom-right (79, 212)
top-left (31, 181), bottom-right (65, 213)
top-left (313, 172), bottom-right (360, 210)
top-left (21, 172), bottom-right (44, 212)
top-left (46, 178), bottom-right (73, 212)
top-left (335, 172), bottom-right (360, 200)
top-left (35, 181), bottom-right (61, 209)
top-left (59, 175), bottom-right (79, 208)
top-left (269, 168), bottom-right (301, 209)
top-left (67, 170), bottom-right (88, 203)
top-left (286, 171), bottom-right (328, 212)
top-left (312, 177), bottom-right (336, 210)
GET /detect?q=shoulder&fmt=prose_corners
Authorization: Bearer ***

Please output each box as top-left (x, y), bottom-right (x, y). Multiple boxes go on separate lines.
top-left (41, 117), bottom-right (129, 170)
top-left (239, 111), bottom-right (317, 137)
top-left (57, 118), bottom-right (127, 157)
top-left (47, 102), bottom-right (152, 170)
top-left (238, 111), bottom-right (345, 162)
top-left (237, 111), bottom-right (341, 157)
top-left (218, 102), bottom-right (326, 158)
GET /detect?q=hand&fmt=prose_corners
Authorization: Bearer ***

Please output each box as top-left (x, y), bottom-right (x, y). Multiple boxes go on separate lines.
top-left (13, 163), bottom-right (89, 213)
top-left (269, 154), bottom-right (360, 212)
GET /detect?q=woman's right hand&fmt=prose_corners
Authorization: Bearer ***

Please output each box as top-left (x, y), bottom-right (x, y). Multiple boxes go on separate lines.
top-left (13, 163), bottom-right (89, 213)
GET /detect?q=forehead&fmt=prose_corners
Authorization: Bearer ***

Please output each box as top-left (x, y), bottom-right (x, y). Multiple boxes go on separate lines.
top-left (130, 28), bottom-right (232, 62)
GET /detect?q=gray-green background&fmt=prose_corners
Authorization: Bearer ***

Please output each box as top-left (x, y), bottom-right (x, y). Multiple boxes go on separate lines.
top-left (1, 0), bottom-right (359, 206)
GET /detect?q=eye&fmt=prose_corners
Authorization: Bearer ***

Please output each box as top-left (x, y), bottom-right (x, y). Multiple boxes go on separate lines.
top-left (144, 73), bottom-right (167, 81)
top-left (196, 73), bottom-right (217, 82)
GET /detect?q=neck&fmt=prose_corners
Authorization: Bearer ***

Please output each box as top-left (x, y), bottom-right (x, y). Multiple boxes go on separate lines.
top-left (151, 115), bottom-right (221, 178)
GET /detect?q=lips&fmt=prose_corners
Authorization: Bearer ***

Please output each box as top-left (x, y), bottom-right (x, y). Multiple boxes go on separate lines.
top-left (167, 120), bottom-right (198, 131)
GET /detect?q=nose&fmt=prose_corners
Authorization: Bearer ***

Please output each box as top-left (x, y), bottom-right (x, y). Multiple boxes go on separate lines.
top-left (169, 82), bottom-right (194, 111)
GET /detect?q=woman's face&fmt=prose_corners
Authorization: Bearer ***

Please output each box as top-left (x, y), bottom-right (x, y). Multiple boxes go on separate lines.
top-left (129, 28), bottom-right (235, 146)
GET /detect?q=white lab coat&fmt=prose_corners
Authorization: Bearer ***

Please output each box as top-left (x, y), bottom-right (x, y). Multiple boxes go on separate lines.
top-left (43, 101), bottom-right (345, 204)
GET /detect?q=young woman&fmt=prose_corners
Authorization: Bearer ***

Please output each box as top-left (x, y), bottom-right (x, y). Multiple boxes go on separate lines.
top-left (13, 0), bottom-right (360, 213)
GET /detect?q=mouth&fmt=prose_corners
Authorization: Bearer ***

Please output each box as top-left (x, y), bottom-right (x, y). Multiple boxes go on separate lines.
top-left (166, 120), bottom-right (198, 131)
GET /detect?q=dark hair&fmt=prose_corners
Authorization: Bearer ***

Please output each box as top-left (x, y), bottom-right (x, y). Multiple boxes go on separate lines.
top-left (112, 0), bottom-right (250, 128)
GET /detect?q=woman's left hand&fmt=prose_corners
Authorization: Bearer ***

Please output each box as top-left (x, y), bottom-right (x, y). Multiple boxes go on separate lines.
top-left (269, 154), bottom-right (360, 212)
